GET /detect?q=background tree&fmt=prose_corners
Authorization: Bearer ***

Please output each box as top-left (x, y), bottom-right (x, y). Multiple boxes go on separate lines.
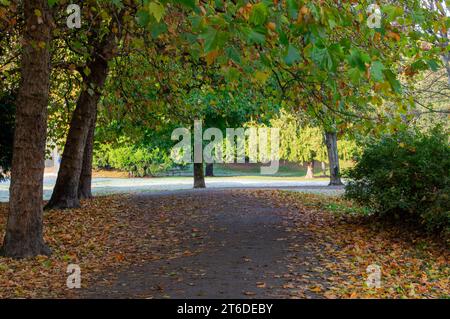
top-left (45, 1), bottom-right (127, 209)
top-left (47, 0), bottom-right (197, 205)
top-left (269, 110), bottom-right (327, 178)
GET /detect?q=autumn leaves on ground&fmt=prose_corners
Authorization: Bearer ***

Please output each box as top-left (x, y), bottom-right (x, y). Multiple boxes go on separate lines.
top-left (0, 190), bottom-right (448, 299)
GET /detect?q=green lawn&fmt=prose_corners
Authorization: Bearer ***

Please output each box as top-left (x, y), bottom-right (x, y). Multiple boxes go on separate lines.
top-left (174, 161), bottom-right (354, 179)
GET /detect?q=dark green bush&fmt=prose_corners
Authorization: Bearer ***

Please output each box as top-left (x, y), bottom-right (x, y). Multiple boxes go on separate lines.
top-left (93, 144), bottom-right (174, 177)
top-left (344, 127), bottom-right (449, 235)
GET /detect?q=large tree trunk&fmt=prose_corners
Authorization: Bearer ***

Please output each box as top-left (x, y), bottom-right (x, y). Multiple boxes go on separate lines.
top-left (325, 131), bottom-right (343, 186)
top-left (1, 0), bottom-right (52, 258)
top-left (78, 112), bottom-right (96, 200)
top-left (205, 163), bottom-right (214, 177)
top-left (193, 163), bottom-right (206, 188)
top-left (305, 161), bottom-right (314, 179)
top-left (46, 35), bottom-right (115, 210)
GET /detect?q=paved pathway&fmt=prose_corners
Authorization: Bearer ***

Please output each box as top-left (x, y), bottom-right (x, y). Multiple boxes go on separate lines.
top-left (80, 190), bottom-right (328, 299)
top-left (0, 176), bottom-right (344, 202)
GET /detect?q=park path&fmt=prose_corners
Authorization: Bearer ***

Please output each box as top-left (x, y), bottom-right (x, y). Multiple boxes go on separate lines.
top-left (79, 190), bottom-right (330, 299)
top-left (0, 177), bottom-right (343, 202)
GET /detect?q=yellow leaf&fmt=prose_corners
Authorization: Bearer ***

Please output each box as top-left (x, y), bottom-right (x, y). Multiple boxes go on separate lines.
top-left (309, 286), bottom-right (322, 293)
top-left (256, 282), bottom-right (266, 288)
top-left (254, 71), bottom-right (270, 83)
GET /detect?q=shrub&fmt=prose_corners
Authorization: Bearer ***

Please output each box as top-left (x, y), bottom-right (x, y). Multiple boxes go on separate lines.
top-left (344, 127), bottom-right (449, 235)
top-left (93, 145), bottom-right (174, 177)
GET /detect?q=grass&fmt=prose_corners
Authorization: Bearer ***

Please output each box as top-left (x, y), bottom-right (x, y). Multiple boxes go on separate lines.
top-left (282, 191), bottom-right (373, 216)
top-left (92, 161), bottom-right (354, 179)
top-left (157, 161), bottom-right (354, 178)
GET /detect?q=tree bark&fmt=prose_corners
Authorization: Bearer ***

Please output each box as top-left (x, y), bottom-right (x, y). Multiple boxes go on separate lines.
top-left (193, 163), bottom-right (206, 188)
top-left (205, 163), bottom-right (214, 177)
top-left (1, 0), bottom-right (52, 258)
top-left (443, 53), bottom-right (450, 86)
top-left (46, 35), bottom-right (115, 210)
top-left (321, 161), bottom-right (326, 176)
top-left (325, 131), bottom-right (343, 186)
top-left (305, 161), bottom-right (314, 179)
top-left (45, 59), bottom-right (106, 209)
top-left (78, 111), bottom-right (96, 200)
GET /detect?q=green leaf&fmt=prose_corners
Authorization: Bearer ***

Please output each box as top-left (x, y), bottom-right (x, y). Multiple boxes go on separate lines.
top-left (199, 28), bottom-right (228, 52)
top-left (284, 44), bottom-right (301, 65)
top-left (225, 46), bottom-right (241, 64)
top-left (347, 48), bottom-right (369, 71)
top-left (83, 67), bottom-right (91, 77)
top-left (383, 69), bottom-right (402, 93)
top-left (173, 0), bottom-right (196, 9)
top-left (370, 61), bottom-right (385, 82)
top-left (151, 22), bottom-right (168, 38)
top-left (286, 0), bottom-right (299, 19)
top-left (411, 59), bottom-right (428, 71)
top-left (279, 30), bottom-right (289, 46)
top-left (249, 2), bottom-right (268, 26)
top-left (136, 10), bottom-right (150, 27)
top-left (311, 46), bottom-right (333, 71)
top-left (383, 5), bottom-right (404, 22)
top-left (246, 29), bottom-right (265, 44)
top-left (347, 67), bottom-right (362, 84)
top-left (199, 28), bottom-right (218, 52)
top-left (426, 59), bottom-right (440, 72)
top-left (111, 0), bottom-right (124, 8)
top-left (149, 2), bottom-right (165, 23)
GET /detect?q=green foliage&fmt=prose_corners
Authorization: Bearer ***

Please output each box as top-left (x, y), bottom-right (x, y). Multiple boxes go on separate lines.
top-left (0, 91), bottom-right (15, 180)
top-left (338, 138), bottom-right (360, 162)
top-left (185, 0), bottom-right (447, 137)
top-left (188, 87), bottom-right (268, 129)
top-left (344, 127), bottom-right (450, 235)
top-left (93, 144), bottom-right (174, 177)
top-left (266, 110), bottom-right (358, 164)
top-left (269, 110), bottom-right (327, 164)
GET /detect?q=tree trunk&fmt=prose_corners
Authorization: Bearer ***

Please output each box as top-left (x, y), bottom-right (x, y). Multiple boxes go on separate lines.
top-left (321, 161), bottom-right (326, 176)
top-left (305, 161), bottom-right (314, 179)
top-left (325, 131), bottom-right (343, 186)
top-left (193, 163), bottom-right (206, 188)
top-left (45, 35), bottom-right (115, 209)
top-left (78, 112), bottom-right (96, 200)
top-left (205, 163), bottom-right (214, 177)
top-left (1, 0), bottom-right (52, 258)
top-left (45, 59), bottom-right (107, 209)
top-left (443, 53), bottom-right (450, 86)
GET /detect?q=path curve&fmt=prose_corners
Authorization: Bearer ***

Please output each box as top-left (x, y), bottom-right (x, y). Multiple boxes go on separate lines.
top-left (80, 190), bottom-right (328, 299)
top-left (0, 176), bottom-right (344, 202)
